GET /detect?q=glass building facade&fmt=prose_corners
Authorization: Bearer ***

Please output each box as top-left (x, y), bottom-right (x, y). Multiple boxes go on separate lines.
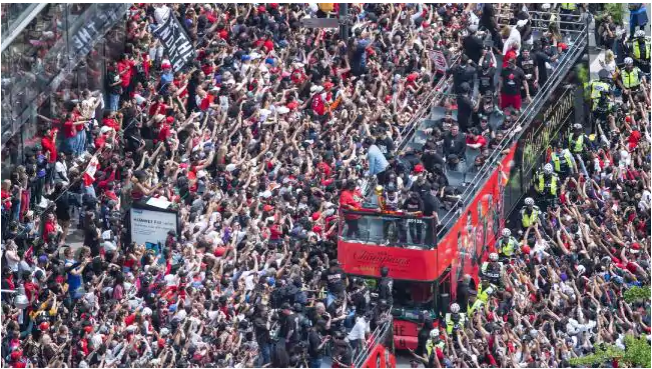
top-left (1, 3), bottom-right (129, 173)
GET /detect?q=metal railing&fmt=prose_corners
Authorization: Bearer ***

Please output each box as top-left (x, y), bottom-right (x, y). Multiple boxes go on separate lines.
top-left (352, 317), bottom-right (393, 368)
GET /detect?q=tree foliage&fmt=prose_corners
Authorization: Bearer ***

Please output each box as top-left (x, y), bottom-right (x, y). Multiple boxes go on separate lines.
top-left (623, 285), bottom-right (651, 304)
top-left (569, 335), bottom-right (651, 368)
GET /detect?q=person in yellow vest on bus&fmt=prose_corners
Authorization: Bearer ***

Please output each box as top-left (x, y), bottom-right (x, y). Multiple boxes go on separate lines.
top-left (616, 58), bottom-right (647, 99)
top-left (445, 303), bottom-right (467, 335)
top-left (631, 30), bottom-right (650, 73)
top-left (549, 140), bottom-right (577, 180)
top-left (520, 197), bottom-right (541, 230)
top-left (568, 123), bottom-right (589, 155)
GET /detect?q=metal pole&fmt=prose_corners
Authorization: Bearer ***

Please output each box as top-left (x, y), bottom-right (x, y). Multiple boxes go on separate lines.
top-left (339, 3), bottom-right (349, 41)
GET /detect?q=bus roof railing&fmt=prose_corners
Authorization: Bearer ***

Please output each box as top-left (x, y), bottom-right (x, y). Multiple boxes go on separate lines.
top-left (340, 208), bottom-right (437, 221)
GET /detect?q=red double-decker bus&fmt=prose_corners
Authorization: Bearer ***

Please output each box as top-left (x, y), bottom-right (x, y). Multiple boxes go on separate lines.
top-left (337, 144), bottom-right (517, 356)
top-left (337, 208), bottom-right (452, 351)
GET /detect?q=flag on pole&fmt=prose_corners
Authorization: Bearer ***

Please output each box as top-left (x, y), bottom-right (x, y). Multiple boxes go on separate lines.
top-left (83, 155), bottom-right (99, 187)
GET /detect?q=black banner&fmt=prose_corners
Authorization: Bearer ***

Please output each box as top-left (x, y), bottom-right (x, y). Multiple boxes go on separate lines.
top-left (152, 15), bottom-right (195, 72)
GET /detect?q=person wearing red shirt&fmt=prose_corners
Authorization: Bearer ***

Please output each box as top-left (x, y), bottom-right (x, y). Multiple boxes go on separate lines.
top-left (43, 212), bottom-right (58, 244)
top-left (466, 128), bottom-right (487, 149)
top-left (311, 86), bottom-right (328, 116)
top-left (102, 110), bottom-right (121, 131)
top-left (200, 89), bottom-right (219, 111)
top-left (41, 127), bottom-right (58, 164)
top-left (157, 116), bottom-right (174, 143)
top-left (148, 95), bottom-right (168, 117)
top-left (339, 181), bottom-right (362, 237)
top-left (117, 53), bottom-right (135, 97)
top-left (63, 112), bottom-right (87, 157)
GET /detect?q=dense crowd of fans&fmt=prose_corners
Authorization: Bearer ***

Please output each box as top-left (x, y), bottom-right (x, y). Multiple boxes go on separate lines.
top-left (0, 3), bottom-right (649, 368)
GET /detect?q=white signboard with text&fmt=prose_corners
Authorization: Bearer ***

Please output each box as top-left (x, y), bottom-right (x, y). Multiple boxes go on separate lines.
top-left (130, 207), bottom-right (177, 246)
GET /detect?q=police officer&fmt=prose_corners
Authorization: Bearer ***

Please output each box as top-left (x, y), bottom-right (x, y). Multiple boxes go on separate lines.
top-left (589, 69), bottom-right (614, 121)
top-left (517, 45), bottom-right (539, 98)
top-left (445, 303), bottom-right (466, 335)
top-left (559, 3), bottom-right (579, 31)
top-left (495, 228), bottom-right (519, 258)
top-left (630, 30), bottom-right (650, 73)
top-left (467, 281), bottom-right (494, 317)
top-left (535, 164), bottom-right (560, 204)
top-left (520, 197), bottom-right (542, 230)
top-left (549, 140), bottom-right (577, 179)
top-left (616, 57), bottom-right (646, 99)
top-left (480, 252), bottom-right (503, 285)
top-left (568, 123), bottom-right (589, 155)
top-left (377, 266), bottom-right (393, 306)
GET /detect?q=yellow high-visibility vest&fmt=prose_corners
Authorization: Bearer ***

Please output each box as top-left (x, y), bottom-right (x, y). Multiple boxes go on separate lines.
top-left (551, 151), bottom-right (573, 172)
top-left (621, 68), bottom-right (641, 89)
top-left (569, 133), bottom-right (585, 153)
top-left (560, 3), bottom-right (577, 11)
top-left (521, 207), bottom-right (540, 228)
top-left (633, 40), bottom-right (651, 60)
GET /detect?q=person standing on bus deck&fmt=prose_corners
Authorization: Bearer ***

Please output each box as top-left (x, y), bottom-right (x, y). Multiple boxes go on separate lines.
top-left (403, 191), bottom-right (425, 245)
top-left (364, 137), bottom-right (389, 185)
top-left (498, 57), bottom-right (530, 113)
top-left (321, 260), bottom-right (347, 308)
top-left (378, 266), bottom-right (394, 306)
top-left (339, 180), bottom-right (362, 238)
top-left (382, 184), bottom-right (401, 243)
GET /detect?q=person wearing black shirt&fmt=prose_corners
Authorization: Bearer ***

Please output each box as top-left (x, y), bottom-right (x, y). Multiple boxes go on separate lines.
top-left (477, 51), bottom-right (497, 96)
top-left (435, 110), bottom-right (456, 132)
top-left (403, 192), bottom-right (425, 244)
top-left (278, 302), bottom-right (299, 348)
top-left (331, 331), bottom-right (353, 368)
top-left (456, 82), bottom-right (474, 133)
top-left (532, 40), bottom-right (555, 86)
top-left (463, 25), bottom-right (485, 64)
top-left (421, 142), bottom-right (445, 173)
top-left (516, 46), bottom-right (538, 98)
top-left (321, 260), bottom-right (347, 307)
top-left (422, 184), bottom-right (442, 217)
top-left (449, 54), bottom-right (476, 94)
top-left (254, 305), bottom-right (273, 366)
top-left (375, 131), bottom-right (395, 159)
top-left (443, 124), bottom-right (466, 159)
top-left (377, 266), bottom-right (394, 305)
top-left (498, 58), bottom-right (529, 112)
top-left (307, 320), bottom-right (329, 368)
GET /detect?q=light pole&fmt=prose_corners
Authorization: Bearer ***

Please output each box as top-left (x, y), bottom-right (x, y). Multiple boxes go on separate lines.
top-left (339, 3), bottom-right (349, 41)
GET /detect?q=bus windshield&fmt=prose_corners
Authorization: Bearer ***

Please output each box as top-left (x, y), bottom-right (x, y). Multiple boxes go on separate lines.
top-left (339, 210), bottom-right (436, 249)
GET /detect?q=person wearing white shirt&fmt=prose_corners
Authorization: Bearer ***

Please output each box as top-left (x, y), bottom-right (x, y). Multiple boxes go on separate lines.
top-left (347, 313), bottom-right (369, 353)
